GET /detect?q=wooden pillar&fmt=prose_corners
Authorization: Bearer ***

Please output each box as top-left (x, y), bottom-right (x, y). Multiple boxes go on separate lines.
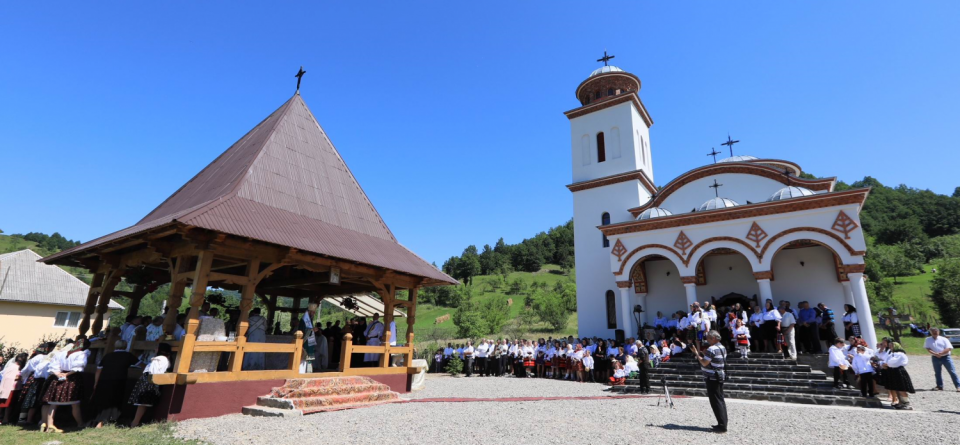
top-left (288, 331), bottom-right (304, 371)
top-left (78, 272), bottom-right (105, 336)
top-left (380, 284), bottom-right (396, 368)
top-left (126, 285), bottom-right (149, 318)
top-left (406, 287), bottom-right (418, 366)
top-left (174, 251), bottom-right (215, 374)
top-left (92, 271), bottom-right (123, 336)
top-left (266, 295), bottom-right (278, 334)
top-left (291, 296), bottom-right (302, 332)
top-left (163, 257), bottom-right (191, 336)
top-left (229, 258), bottom-right (260, 373)
top-left (339, 333), bottom-right (353, 372)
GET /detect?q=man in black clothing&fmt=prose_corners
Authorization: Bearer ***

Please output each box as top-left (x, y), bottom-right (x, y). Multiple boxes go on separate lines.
top-left (691, 330), bottom-right (727, 433)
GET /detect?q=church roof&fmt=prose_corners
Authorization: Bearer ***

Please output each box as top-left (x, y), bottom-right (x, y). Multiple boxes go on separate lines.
top-left (717, 155), bottom-right (758, 163)
top-left (44, 94), bottom-right (454, 285)
top-left (588, 65), bottom-right (625, 77)
top-left (1, 249), bottom-right (123, 309)
top-left (768, 186), bottom-right (816, 202)
top-left (637, 207), bottom-right (673, 220)
top-left (698, 197), bottom-right (740, 212)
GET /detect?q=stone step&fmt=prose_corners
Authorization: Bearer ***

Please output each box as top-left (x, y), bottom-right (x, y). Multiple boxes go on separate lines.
top-left (611, 385), bottom-right (882, 408)
top-left (274, 376), bottom-right (377, 391)
top-left (657, 362), bottom-right (812, 372)
top-left (668, 357), bottom-right (798, 366)
top-left (258, 390), bottom-right (400, 411)
top-left (649, 368), bottom-right (828, 380)
top-left (633, 374), bottom-right (838, 388)
top-left (241, 405), bottom-right (304, 417)
top-left (628, 379), bottom-right (861, 397)
top-left (270, 381), bottom-right (392, 399)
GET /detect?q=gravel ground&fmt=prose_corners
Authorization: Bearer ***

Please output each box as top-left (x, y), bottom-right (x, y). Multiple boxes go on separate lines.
top-left (176, 357), bottom-right (960, 444)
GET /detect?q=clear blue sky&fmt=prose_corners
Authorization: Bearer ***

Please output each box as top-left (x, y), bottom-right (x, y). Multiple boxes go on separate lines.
top-left (1, 2), bottom-right (958, 266)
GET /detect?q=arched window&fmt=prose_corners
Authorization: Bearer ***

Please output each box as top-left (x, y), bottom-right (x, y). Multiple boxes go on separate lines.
top-left (596, 132), bottom-right (606, 163)
top-left (640, 134), bottom-right (645, 165)
top-left (605, 290), bottom-right (617, 329)
top-left (601, 212), bottom-right (611, 247)
top-left (607, 88), bottom-right (614, 96)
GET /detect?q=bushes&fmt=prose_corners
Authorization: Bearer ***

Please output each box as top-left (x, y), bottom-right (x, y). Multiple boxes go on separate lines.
top-left (931, 259), bottom-right (960, 327)
top-left (445, 354), bottom-right (463, 375)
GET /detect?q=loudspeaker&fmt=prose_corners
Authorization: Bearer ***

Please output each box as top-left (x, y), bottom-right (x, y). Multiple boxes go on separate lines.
top-left (615, 329), bottom-right (625, 344)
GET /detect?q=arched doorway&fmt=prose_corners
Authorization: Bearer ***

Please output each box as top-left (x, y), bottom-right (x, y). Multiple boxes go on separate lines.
top-left (693, 248), bottom-right (760, 313)
top-left (769, 239), bottom-right (849, 312)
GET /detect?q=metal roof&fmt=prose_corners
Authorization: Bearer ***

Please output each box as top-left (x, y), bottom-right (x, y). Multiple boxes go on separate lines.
top-left (324, 294), bottom-right (406, 318)
top-left (0, 249), bottom-right (123, 309)
top-left (43, 94), bottom-right (456, 285)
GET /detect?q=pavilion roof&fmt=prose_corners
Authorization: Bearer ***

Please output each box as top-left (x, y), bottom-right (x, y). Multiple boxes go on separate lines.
top-left (43, 94), bottom-right (455, 285)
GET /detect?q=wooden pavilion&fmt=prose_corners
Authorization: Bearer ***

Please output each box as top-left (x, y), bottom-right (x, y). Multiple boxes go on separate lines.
top-left (42, 92), bottom-right (456, 418)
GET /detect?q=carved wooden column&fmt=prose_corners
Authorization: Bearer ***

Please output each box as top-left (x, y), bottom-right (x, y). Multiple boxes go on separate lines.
top-left (92, 270), bottom-right (124, 336)
top-left (174, 251), bottom-right (214, 374)
top-left (229, 258), bottom-right (260, 373)
top-left (380, 284), bottom-right (396, 368)
top-left (163, 257), bottom-right (191, 336)
top-left (78, 272), bottom-right (105, 336)
top-left (405, 287), bottom-right (418, 366)
top-left (125, 285), bottom-right (150, 319)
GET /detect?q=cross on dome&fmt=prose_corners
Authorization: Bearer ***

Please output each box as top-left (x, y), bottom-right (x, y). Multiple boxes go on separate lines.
top-left (721, 134), bottom-right (740, 157)
top-left (709, 179), bottom-right (724, 197)
top-left (597, 50), bottom-right (615, 66)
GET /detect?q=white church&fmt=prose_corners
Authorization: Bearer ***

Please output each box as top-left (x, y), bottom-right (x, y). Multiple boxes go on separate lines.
top-left (567, 60), bottom-right (877, 348)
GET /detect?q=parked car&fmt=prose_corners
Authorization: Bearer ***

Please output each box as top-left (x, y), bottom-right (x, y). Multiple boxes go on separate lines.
top-left (943, 328), bottom-right (960, 348)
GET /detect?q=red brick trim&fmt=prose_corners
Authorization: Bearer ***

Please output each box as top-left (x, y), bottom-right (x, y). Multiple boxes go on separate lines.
top-left (616, 280), bottom-right (633, 289)
top-left (564, 91), bottom-right (654, 127)
top-left (602, 188), bottom-right (870, 236)
top-left (574, 72), bottom-right (642, 102)
top-left (615, 244), bottom-right (685, 276)
top-left (567, 169), bottom-right (656, 194)
top-left (751, 159), bottom-right (802, 175)
top-left (611, 238), bottom-right (628, 261)
top-left (674, 231), bottom-right (693, 255)
top-left (630, 260), bottom-right (648, 293)
top-left (626, 163), bottom-right (837, 217)
top-left (680, 276), bottom-right (698, 285)
top-left (844, 264), bottom-right (866, 274)
top-left (758, 227), bottom-right (866, 259)
top-left (753, 271), bottom-right (774, 280)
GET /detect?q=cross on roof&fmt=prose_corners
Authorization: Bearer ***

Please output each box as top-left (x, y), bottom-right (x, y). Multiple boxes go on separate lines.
top-left (597, 50), bottom-right (615, 66)
top-left (295, 66), bottom-right (307, 92)
top-left (707, 147), bottom-right (722, 163)
top-left (721, 134), bottom-right (740, 157)
top-left (709, 179), bottom-right (724, 197)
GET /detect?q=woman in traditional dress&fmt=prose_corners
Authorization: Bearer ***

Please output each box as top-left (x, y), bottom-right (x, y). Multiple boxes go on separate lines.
top-left (521, 340), bottom-right (536, 378)
top-left (16, 342), bottom-right (55, 425)
top-left (91, 340), bottom-right (139, 428)
top-left (571, 344), bottom-right (585, 383)
top-left (129, 343), bottom-right (172, 427)
top-left (0, 353), bottom-right (27, 424)
top-left (842, 305), bottom-right (860, 339)
top-left (40, 338), bottom-right (90, 433)
top-left (242, 308), bottom-right (268, 371)
top-left (761, 300), bottom-right (783, 354)
top-left (882, 342), bottom-right (915, 410)
top-left (733, 318), bottom-right (751, 359)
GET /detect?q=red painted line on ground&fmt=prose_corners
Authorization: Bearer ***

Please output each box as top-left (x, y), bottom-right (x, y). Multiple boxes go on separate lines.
top-left (401, 394), bottom-right (688, 403)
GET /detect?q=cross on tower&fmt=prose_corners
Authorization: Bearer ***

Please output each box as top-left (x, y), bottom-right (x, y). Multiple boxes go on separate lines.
top-left (709, 179), bottom-right (724, 197)
top-left (295, 66), bottom-right (307, 92)
top-left (597, 50), bottom-right (615, 66)
top-left (721, 134), bottom-right (740, 157)
top-left (707, 147), bottom-right (722, 163)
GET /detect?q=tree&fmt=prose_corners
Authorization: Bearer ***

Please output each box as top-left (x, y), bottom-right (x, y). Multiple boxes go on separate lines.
top-left (480, 296), bottom-right (510, 334)
top-left (529, 290), bottom-right (570, 331)
top-left (871, 244), bottom-right (920, 283)
top-left (511, 243), bottom-right (543, 272)
top-left (930, 259), bottom-right (960, 327)
top-left (553, 281), bottom-right (577, 311)
top-left (456, 245), bottom-right (482, 285)
top-left (445, 354), bottom-right (463, 376)
top-left (452, 286), bottom-right (486, 338)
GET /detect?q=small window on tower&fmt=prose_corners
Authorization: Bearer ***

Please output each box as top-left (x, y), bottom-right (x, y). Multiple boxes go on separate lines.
top-left (595, 90), bottom-right (601, 99)
top-left (601, 212), bottom-right (611, 247)
top-left (596, 132), bottom-right (606, 163)
top-left (607, 88), bottom-right (614, 96)
top-left (606, 290), bottom-right (617, 329)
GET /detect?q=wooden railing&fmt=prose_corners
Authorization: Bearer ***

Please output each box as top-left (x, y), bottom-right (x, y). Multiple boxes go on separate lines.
top-left (337, 331), bottom-right (415, 375)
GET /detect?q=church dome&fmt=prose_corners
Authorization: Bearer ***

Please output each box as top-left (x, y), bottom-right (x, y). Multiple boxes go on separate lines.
top-left (698, 197), bottom-right (740, 212)
top-left (717, 155), bottom-right (759, 163)
top-left (637, 207), bottom-right (674, 220)
top-left (589, 65), bottom-right (625, 77)
top-left (767, 186), bottom-right (816, 202)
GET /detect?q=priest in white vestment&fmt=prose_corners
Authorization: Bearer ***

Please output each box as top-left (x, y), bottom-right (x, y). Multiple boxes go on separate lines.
top-left (363, 314), bottom-right (384, 363)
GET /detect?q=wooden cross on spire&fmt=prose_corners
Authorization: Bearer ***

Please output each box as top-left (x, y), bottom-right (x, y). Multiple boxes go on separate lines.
top-left (709, 179), bottom-right (724, 197)
top-left (707, 147), bottom-right (722, 163)
top-left (721, 134), bottom-right (740, 157)
top-left (295, 66), bottom-right (307, 92)
top-left (597, 50), bottom-right (615, 66)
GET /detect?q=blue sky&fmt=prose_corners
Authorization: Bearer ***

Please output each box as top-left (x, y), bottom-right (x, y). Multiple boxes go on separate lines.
top-left (1, 2), bottom-right (958, 266)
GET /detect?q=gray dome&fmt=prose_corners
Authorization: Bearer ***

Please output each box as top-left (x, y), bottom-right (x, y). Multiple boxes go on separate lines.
top-left (699, 197), bottom-right (740, 212)
top-left (717, 155), bottom-right (758, 163)
top-left (589, 65), bottom-right (625, 77)
top-left (767, 186), bottom-right (816, 202)
top-left (637, 207), bottom-right (674, 220)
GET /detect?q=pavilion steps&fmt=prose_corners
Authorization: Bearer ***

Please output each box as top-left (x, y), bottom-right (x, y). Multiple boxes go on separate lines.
top-left (243, 376), bottom-right (400, 416)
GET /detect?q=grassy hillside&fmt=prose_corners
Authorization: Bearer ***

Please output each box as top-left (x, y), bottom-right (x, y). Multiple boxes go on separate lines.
top-left (0, 233), bottom-right (44, 255)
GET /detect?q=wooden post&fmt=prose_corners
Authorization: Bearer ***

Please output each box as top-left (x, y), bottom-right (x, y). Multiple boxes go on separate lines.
top-left (406, 286), bottom-right (418, 366)
top-left (380, 331), bottom-right (392, 368)
top-left (266, 295), bottom-right (278, 334)
top-left (289, 331), bottom-right (304, 371)
top-left (339, 333), bottom-right (353, 372)
top-left (291, 296), bottom-right (301, 333)
top-left (163, 257), bottom-right (191, 336)
top-left (78, 272), bottom-right (105, 336)
top-left (229, 258), bottom-right (260, 373)
top-left (92, 271), bottom-right (123, 336)
top-left (126, 285), bottom-right (149, 319)
top-left (174, 251), bottom-right (214, 374)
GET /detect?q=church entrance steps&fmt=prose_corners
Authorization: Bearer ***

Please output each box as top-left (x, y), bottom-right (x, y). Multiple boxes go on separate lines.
top-left (667, 357), bottom-right (798, 366)
top-left (650, 367), bottom-right (825, 380)
top-left (626, 379), bottom-right (861, 397)
top-left (617, 385), bottom-right (883, 408)
top-left (243, 376), bottom-right (401, 416)
top-left (639, 373), bottom-right (838, 388)
top-left (656, 361), bottom-right (813, 373)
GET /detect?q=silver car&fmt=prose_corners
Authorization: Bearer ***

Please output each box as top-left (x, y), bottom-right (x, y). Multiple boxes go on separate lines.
top-left (944, 328), bottom-right (960, 349)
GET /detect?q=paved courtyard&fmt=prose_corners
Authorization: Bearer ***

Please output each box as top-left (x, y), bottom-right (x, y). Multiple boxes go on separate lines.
top-left (176, 357), bottom-right (960, 444)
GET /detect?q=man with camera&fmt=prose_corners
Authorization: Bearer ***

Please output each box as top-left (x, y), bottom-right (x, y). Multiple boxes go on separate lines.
top-left (691, 330), bottom-right (727, 434)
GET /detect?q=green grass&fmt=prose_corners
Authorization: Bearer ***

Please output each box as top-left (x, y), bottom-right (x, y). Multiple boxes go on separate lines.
top-left (0, 422), bottom-right (197, 445)
top-left (0, 234), bottom-right (44, 256)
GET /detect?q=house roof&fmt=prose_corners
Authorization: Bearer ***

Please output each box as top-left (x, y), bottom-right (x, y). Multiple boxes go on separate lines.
top-left (42, 93), bottom-right (455, 285)
top-left (0, 249), bottom-right (123, 309)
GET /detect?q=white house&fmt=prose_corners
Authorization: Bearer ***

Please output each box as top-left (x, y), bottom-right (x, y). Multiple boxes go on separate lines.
top-left (567, 63), bottom-right (875, 347)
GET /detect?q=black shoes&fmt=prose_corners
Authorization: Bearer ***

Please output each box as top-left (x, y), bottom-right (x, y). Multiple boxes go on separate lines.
top-left (711, 425), bottom-right (728, 433)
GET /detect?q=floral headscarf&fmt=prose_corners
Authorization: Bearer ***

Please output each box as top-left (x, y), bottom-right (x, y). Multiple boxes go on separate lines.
top-left (890, 342), bottom-right (907, 354)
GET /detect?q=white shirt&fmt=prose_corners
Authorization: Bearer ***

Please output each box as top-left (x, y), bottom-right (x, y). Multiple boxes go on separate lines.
top-left (582, 355), bottom-right (595, 369)
top-left (678, 317), bottom-right (690, 330)
top-left (749, 313), bottom-right (763, 327)
top-left (780, 312), bottom-right (796, 329)
top-left (51, 350), bottom-right (90, 373)
top-left (762, 309), bottom-right (782, 322)
top-left (885, 351), bottom-right (909, 368)
top-left (508, 344), bottom-right (518, 356)
top-left (925, 336), bottom-right (953, 354)
top-left (21, 354), bottom-right (45, 379)
top-left (734, 326), bottom-right (750, 340)
top-left (475, 343), bottom-right (488, 358)
top-left (144, 355), bottom-right (170, 374)
top-left (522, 346), bottom-right (536, 358)
top-left (389, 321), bottom-right (397, 346)
top-left (545, 347), bottom-right (557, 360)
top-left (463, 346), bottom-right (474, 357)
top-left (707, 309), bottom-right (718, 322)
top-left (843, 312), bottom-right (859, 324)
top-left (828, 345), bottom-right (850, 368)
top-left (851, 348), bottom-right (875, 375)
top-left (624, 361), bottom-right (639, 374)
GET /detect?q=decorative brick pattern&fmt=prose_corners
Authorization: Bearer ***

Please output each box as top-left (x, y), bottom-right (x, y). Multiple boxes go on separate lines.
top-left (611, 239), bottom-right (628, 261)
top-left (616, 280), bottom-right (633, 289)
top-left (834, 255), bottom-right (849, 282)
top-left (746, 222), bottom-right (769, 248)
top-left (695, 261), bottom-right (707, 285)
top-left (843, 264), bottom-right (866, 274)
top-left (566, 168), bottom-right (656, 194)
top-left (753, 271), bottom-right (774, 280)
top-left (758, 227), bottom-right (866, 259)
top-left (680, 276), bottom-right (698, 285)
top-left (574, 73), bottom-right (641, 105)
top-left (831, 210), bottom-right (859, 240)
top-left (564, 91), bottom-right (654, 127)
top-left (674, 231), bottom-right (693, 255)
top-left (630, 261), bottom-right (647, 294)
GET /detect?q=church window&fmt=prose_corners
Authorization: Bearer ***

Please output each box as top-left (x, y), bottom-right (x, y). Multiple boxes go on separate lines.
top-left (596, 132), bottom-right (606, 163)
top-left (601, 212), bottom-right (611, 247)
top-left (607, 88), bottom-right (614, 96)
top-left (595, 90), bottom-right (601, 99)
top-left (605, 290), bottom-right (617, 329)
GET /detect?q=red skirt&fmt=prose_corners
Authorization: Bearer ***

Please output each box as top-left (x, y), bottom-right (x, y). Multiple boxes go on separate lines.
top-left (559, 358), bottom-right (568, 369)
top-left (573, 361), bottom-right (584, 372)
top-left (523, 359), bottom-right (535, 367)
top-left (545, 359), bottom-right (553, 367)
top-left (42, 373), bottom-right (83, 405)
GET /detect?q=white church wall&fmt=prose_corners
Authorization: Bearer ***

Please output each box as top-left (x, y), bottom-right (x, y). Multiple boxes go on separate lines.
top-left (696, 254), bottom-right (762, 305)
top-left (570, 101), bottom-right (648, 183)
top-left (658, 173), bottom-right (785, 215)
top-left (643, 259), bottom-right (686, 322)
top-left (769, 246), bottom-right (847, 313)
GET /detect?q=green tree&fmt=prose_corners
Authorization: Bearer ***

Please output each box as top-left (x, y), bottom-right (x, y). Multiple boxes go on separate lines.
top-left (457, 246), bottom-right (482, 285)
top-left (480, 296), bottom-right (510, 334)
top-left (445, 354), bottom-right (463, 375)
top-left (930, 259), bottom-right (960, 327)
top-left (511, 243), bottom-right (543, 272)
top-left (452, 286), bottom-right (486, 338)
top-left (872, 244), bottom-right (920, 283)
top-left (529, 290), bottom-right (570, 331)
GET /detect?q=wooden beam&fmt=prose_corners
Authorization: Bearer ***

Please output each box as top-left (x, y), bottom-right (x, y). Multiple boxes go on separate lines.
top-left (174, 250), bottom-right (214, 374)
top-left (77, 272), bottom-right (106, 336)
top-left (229, 258), bottom-right (261, 374)
top-left (207, 272), bottom-right (252, 286)
top-left (92, 268), bottom-right (125, 335)
top-left (162, 256), bottom-right (191, 336)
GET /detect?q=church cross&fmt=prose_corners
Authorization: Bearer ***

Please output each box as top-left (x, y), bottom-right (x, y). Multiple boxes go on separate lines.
top-left (721, 134), bottom-right (740, 157)
top-left (707, 147), bottom-right (722, 163)
top-left (295, 66), bottom-right (307, 91)
top-left (709, 179), bottom-right (723, 197)
top-left (597, 50), bottom-right (615, 66)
